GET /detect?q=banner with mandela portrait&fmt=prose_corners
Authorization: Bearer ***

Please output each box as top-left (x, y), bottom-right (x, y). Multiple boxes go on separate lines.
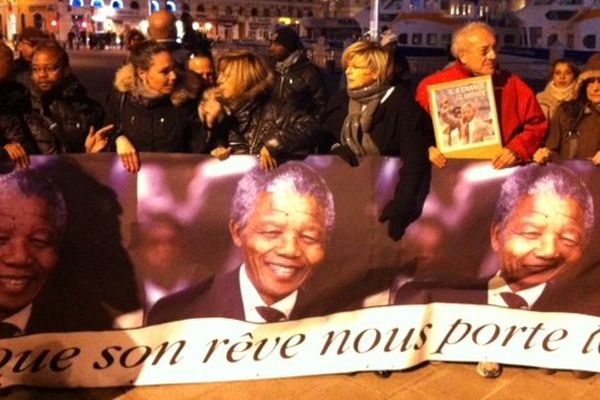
top-left (0, 154), bottom-right (599, 388)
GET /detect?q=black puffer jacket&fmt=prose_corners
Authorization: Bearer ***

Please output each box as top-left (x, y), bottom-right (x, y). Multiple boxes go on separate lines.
top-left (105, 63), bottom-right (206, 153)
top-left (24, 74), bottom-right (105, 154)
top-left (273, 53), bottom-right (328, 122)
top-left (0, 80), bottom-right (37, 153)
top-left (207, 89), bottom-right (319, 162)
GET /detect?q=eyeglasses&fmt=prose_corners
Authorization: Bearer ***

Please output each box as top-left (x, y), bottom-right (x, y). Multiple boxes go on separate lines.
top-left (31, 65), bottom-right (61, 74)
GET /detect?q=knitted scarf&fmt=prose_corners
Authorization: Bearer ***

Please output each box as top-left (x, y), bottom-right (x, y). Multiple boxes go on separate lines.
top-left (548, 80), bottom-right (576, 103)
top-left (341, 81), bottom-right (390, 156)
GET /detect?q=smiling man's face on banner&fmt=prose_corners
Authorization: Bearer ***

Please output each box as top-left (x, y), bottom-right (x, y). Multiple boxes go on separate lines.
top-left (491, 192), bottom-right (586, 292)
top-left (230, 189), bottom-right (327, 306)
top-left (0, 192), bottom-right (59, 319)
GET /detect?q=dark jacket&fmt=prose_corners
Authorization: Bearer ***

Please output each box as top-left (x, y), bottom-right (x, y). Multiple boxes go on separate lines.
top-left (320, 86), bottom-right (432, 238)
top-left (24, 74), bottom-right (105, 154)
top-left (147, 266), bottom-right (325, 324)
top-left (207, 88), bottom-right (319, 162)
top-left (11, 57), bottom-right (31, 90)
top-left (545, 99), bottom-right (600, 160)
top-left (0, 80), bottom-right (37, 153)
top-left (105, 63), bottom-right (206, 153)
top-left (273, 53), bottom-right (328, 122)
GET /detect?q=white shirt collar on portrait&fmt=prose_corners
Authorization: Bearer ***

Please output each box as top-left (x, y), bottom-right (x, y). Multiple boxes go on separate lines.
top-left (488, 274), bottom-right (546, 309)
top-left (239, 263), bottom-right (298, 323)
top-left (3, 303), bottom-right (33, 334)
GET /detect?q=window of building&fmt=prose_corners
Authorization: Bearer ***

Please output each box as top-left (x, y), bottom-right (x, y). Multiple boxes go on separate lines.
top-left (398, 33), bottom-right (407, 44)
top-left (412, 33), bottom-right (422, 45)
top-left (545, 10), bottom-right (577, 20)
top-left (130, 1), bottom-right (139, 9)
top-left (182, 3), bottom-right (190, 11)
top-left (33, 13), bottom-right (43, 29)
top-left (263, 8), bottom-right (270, 16)
top-left (582, 34), bottom-right (596, 49)
top-left (251, 7), bottom-right (258, 16)
top-left (503, 34), bottom-right (515, 46)
top-left (426, 33), bottom-right (437, 45)
top-left (225, 6), bottom-right (233, 15)
top-left (196, 4), bottom-right (205, 12)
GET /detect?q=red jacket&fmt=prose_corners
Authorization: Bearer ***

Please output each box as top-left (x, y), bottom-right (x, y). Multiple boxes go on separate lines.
top-left (415, 63), bottom-right (548, 161)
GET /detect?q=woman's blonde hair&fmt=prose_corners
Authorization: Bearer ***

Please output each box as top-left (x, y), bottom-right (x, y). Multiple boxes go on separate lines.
top-left (217, 51), bottom-right (273, 101)
top-left (341, 40), bottom-right (389, 83)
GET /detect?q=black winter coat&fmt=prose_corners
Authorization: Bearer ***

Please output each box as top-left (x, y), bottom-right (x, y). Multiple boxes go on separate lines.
top-left (273, 54), bottom-right (328, 122)
top-left (24, 75), bottom-right (105, 154)
top-left (209, 92), bottom-right (319, 162)
top-left (0, 81), bottom-right (37, 153)
top-left (320, 86), bottom-right (432, 238)
top-left (105, 64), bottom-right (206, 153)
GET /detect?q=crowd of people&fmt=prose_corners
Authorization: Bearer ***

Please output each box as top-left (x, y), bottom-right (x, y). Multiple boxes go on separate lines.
top-left (1, 17), bottom-right (599, 239)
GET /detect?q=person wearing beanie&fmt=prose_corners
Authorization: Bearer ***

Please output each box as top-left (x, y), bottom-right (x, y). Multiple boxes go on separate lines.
top-left (13, 27), bottom-right (50, 89)
top-left (269, 26), bottom-right (328, 122)
top-left (534, 53), bottom-right (600, 165)
top-left (380, 26), bottom-right (410, 90)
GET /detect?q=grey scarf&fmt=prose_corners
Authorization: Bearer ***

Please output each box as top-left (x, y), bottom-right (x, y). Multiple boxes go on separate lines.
top-left (276, 50), bottom-right (303, 75)
top-left (341, 81), bottom-right (390, 156)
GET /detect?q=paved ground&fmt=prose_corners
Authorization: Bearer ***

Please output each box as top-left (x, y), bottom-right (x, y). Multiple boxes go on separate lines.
top-left (1, 362), bottom-right (599, 399)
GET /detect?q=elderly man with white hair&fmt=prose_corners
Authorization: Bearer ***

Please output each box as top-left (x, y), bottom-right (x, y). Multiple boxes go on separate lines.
top-left (415, 22), bottom-right (548, 170)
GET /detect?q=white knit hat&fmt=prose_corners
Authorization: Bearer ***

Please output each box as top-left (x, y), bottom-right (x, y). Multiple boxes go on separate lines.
top-left (575, 53), bottom-right (600, 94)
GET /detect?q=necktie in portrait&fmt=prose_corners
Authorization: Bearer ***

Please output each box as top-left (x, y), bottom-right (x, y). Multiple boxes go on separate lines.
top-left (500, 292), bottom-right (529, 310)
top-left (255, 306), bottom-right (287, 323)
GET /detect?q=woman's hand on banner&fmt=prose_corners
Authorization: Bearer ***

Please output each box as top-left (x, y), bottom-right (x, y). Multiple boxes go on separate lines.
top-left (259, 146), bottom-right (278, 171)
top-left (210, 146), bottom-right (231, 161)
top-left (116, 135), bottom-right (140, 173)
top-left (2, 143), bottom-right (29, 169)
top-left (533, 147), bottom-right (551, 165)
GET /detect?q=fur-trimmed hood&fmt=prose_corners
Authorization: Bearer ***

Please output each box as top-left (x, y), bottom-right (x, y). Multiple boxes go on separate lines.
top-left (575, 53), bottom-right (600, 95)
top-left (113, 63), bottom-right (197, 107)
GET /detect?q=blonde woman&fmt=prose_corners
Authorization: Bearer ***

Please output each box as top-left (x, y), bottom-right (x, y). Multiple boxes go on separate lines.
top-left (319, 40), bottom-right (431, 241)
top-left (199, 50), bottom-right (318, 170)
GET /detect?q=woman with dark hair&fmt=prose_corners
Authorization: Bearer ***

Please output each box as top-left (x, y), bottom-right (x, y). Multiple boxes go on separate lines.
top-left (536, 58), bottom-right (579, 120)
top-left (199, 50), bottom-right (318, 170)
top-left (319, 40), bottom-right (431, 241)
top-left (534, 53), bottom-right (600, 165)
top-left (104, 40), bottom-right (206, 172)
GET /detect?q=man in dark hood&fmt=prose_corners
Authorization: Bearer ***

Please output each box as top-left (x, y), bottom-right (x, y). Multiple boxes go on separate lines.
top-left (269, 26), bottom-right (328, 122)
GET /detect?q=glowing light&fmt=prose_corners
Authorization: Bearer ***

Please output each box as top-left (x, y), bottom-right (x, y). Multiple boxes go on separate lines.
top-left (50, 20), bottom-right (57, 26)
top-left (192, 21), bottom-right (200, 30)
top-left (175, 20), bottom-right (183, 38)
top-left (278, 17), bottom-right (291, 25)
top-left (204, 22), bottom-right (212, 31)
top-left (139, 19), bottom-right (149, 34)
